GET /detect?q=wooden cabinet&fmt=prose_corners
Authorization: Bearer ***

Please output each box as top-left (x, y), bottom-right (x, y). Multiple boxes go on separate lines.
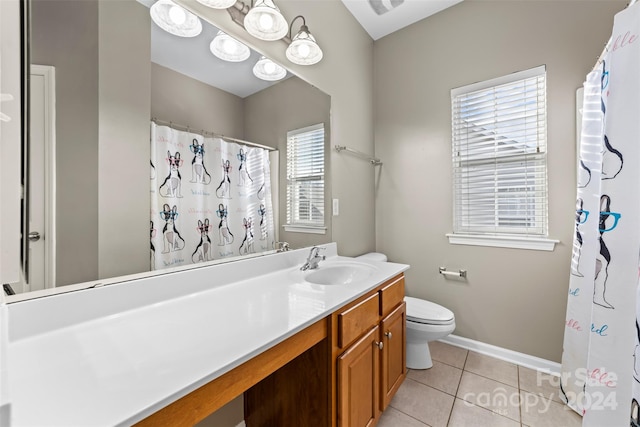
top-left (243, 273), bottom-right (406, 427)
top-left (337, 325), bottom-right (380, 427)
top-left (333, 274), bottom-right (407, 427)
top-left (380, 303), bottom-right (406, 410)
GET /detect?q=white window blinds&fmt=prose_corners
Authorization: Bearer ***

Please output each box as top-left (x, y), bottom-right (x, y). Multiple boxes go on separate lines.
top-left (451, 66), bottom-right (548, 237)
top-left (287, 123), bottom-right (325, 229)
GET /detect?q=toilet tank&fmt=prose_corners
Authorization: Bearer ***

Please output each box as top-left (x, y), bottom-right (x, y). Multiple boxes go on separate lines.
top-left (356, 252), bottom-right (388, 262)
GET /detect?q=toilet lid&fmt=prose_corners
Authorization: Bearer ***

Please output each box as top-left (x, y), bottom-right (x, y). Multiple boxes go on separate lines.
top-left (404, 296), bottom-right (454, 325)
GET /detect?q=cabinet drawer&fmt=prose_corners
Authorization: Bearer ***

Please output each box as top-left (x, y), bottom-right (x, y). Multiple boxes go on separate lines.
top-left (379, 276), bottom-right (404, 316)
top-left (338, 293), bottom-right (380, 349)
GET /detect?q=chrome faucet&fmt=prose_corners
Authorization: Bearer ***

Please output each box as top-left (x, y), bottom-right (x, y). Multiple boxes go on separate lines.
top-left (300, 246), bottom-right (326, 271)
top-left (276, 241), bottom-right (290, 252)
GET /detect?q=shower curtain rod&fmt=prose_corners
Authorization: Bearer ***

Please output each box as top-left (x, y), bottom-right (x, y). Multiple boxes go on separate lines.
top-left (593, 0), bottom-right (638, 70)
top-left (151, 118), bottom-right (277, 152)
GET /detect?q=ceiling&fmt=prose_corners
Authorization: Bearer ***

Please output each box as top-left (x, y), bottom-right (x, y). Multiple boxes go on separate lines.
top-left (340, 0), bottom-right (463, 40)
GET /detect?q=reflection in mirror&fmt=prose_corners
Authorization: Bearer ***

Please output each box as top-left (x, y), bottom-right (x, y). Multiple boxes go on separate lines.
top-left (9, 0), bottom-right (331, 300)
top-left (149, 122), bottom-right (277, 271)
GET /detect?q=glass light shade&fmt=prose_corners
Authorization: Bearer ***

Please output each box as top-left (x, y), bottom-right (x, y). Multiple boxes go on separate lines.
top-left (195, 0), bottom-right (237, 9)
top-left (253, 56), bottom-right (286, 81)
top-left (243, 0), bottom-right (288, 41)
top-left (150, 0), bottom-right (202, 38)
top-left (210, 31), bottom-right (250, 62)
top-left (285, 27), bottom-right (323, 65)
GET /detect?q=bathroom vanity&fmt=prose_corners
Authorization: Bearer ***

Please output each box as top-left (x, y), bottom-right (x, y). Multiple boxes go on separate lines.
top-left (4, 244), bottom-right (408, 426)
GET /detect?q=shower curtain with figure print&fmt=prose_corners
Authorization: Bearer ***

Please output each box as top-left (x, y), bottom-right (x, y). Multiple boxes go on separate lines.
top-left (560, 4), bottom-right (640, 426)
top-left (150, 122), bottom-right (275, 270)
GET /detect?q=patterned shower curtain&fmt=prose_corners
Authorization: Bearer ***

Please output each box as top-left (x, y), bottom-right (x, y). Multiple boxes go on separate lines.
top-left (150, 122), bottom-right (275, 270)
top-left (560, 3), bottom-right (640, 426)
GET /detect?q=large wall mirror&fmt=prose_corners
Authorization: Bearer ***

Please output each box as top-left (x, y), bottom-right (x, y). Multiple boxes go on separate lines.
top-left (8, 0), bottom-right (331, 300)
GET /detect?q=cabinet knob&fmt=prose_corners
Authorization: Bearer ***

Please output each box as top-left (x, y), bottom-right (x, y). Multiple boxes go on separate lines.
top-left (385, 331), bottom-right (392, 340)
top-left (375, 341), bottom-right (384, 350)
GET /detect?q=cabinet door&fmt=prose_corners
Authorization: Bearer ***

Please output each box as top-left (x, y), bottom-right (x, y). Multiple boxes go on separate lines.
top-left (380, 302), bottom-right (406, 410)
top-left (337, 325), bottom-right (381, 427)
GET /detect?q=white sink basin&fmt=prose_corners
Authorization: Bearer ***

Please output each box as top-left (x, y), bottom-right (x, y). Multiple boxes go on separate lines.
top-left (303, 262), bottom-right (376, 285)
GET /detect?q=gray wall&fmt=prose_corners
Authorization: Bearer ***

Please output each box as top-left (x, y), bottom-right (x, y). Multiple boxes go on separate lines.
top-left (98, 0), bottom-right (150, 280)
top-left (373, 0), bottom-right (625, 362)
top-left (244, 76), bottom-right (332, 249)
top-left (151, 63), bottom-right (244, 137)
top-left (31, 0), bottom-right (99, 286)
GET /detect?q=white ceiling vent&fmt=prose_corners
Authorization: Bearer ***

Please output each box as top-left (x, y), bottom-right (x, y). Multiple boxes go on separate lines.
top-left (341, 0), bottom-right (463, 40)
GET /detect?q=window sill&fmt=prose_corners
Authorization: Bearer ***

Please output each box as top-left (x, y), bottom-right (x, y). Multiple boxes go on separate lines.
top-left (446, 233), bottom-right (558, 251)
top-left (283, 225), bottom-right (327, 235)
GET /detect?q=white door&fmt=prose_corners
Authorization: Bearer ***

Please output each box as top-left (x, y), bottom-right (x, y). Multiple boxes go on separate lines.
top-left (21, 65), bottom-right (56, 293)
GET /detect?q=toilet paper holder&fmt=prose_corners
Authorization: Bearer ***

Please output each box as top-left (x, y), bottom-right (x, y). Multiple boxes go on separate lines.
top-left (439, 267), bottom-right (467, 279)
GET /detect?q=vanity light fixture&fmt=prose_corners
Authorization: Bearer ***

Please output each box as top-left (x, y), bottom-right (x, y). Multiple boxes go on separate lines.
top-left (196, 0), bottom-right (237, 9)
top-left (253, 56), bottom-right (286, 81)
top-left (210, 31), bottom-right (251, 62)
top-left (243, 0), bottom-right (288, 41)
top-left (285, 16), bottom-right (323, 66)
top-left (150, 0), bottom-right (202, 38)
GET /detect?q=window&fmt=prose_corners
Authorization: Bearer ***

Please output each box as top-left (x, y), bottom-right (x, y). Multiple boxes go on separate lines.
top-left (449, 66), bottom-right (556, 250)
top-left (286, 123), bottom-right (325, 233)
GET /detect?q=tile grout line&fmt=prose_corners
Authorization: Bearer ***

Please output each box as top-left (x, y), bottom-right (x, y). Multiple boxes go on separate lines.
top-left (461, 368), bottom-right (519, 390)
top-left (457, 351), bottom-right (524, 426)
top-left (387, 376), bottom-right (435, 427)
top-left (388, 401), bottom-right (433, 427)
top-left (464, 350), bottom-right (520, 389)
top-left (517, 365), bottom-right (523, 426)
top-left (397, 376), bottom-right (459, 426)
top-left (445, 349), bottom-right (469, 426)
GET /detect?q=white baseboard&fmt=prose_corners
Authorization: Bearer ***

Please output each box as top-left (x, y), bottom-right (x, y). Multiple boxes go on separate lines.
top-left (439, 334), bottom-right (561, 376)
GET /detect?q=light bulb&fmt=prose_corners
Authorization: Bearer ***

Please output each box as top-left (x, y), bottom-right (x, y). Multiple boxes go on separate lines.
top-left (223, 39), bottom-right (236, 54)
top-left (259, 13), bottom-right (274, 30)
top-left (264, 61), bottom-right (276, 74)
top-left (297, 43), bottom-right (310, 58)
top-left (253, 56), bottom-right (286, 81)
top-left (150, 0), bottom-right (202, 37)
top-left (210, 31), bottom-right (250, 62)
top-left (168, 5), bottom-right (186, 25)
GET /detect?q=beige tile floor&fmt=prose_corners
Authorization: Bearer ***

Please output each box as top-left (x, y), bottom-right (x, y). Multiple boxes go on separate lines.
top-left (379, 341), bottom-right (582, 427)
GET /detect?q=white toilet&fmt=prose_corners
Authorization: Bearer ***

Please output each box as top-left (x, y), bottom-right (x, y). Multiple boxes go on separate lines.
top-left (357, 253), bottom-right (456, 370)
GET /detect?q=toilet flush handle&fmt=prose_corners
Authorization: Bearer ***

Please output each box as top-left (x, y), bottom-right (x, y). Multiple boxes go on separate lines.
top-left (385, 331), bottom-right (392, 339)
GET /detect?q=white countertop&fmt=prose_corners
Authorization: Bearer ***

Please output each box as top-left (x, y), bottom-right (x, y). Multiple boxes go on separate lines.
top-left (5, 244), bottom-right (408, 426)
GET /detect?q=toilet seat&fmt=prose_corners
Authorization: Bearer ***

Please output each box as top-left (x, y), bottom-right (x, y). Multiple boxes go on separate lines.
top-left (405, 296), bottom-right (454, 325)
